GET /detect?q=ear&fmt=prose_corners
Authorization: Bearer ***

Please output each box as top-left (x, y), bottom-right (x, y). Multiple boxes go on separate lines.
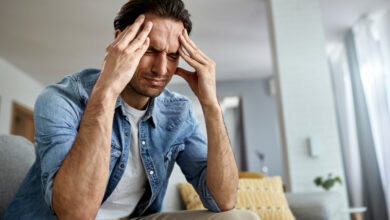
top-left (114, 29), bottom-right (122, 39)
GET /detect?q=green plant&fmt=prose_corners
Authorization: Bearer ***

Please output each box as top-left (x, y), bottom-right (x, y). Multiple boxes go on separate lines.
top-left (314, 173), bottom-right (342, 191)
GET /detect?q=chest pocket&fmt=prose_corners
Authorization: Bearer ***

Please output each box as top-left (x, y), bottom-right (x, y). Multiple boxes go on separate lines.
top-left (163, 143), bottom-right (185, 175)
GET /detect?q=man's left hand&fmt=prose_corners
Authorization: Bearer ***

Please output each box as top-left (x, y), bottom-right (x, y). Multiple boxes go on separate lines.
top-left (175, 29), bottom-right (218, 108)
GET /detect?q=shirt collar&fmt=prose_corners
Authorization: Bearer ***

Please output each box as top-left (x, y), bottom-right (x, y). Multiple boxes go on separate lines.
top-left (115, 95), bottom-right (156, 127)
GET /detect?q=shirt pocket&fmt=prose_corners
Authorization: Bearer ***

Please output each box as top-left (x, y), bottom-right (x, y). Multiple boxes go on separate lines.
top-left (163, 143), bottom-right (185, 174)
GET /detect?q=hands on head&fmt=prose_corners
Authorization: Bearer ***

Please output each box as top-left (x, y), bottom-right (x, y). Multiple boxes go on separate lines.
top-left (98, 14), bottom-right (153, 96)
top-left (176, 29), bottom-right (218, 108)
top-left (98, 14), bottom-right (218, 108)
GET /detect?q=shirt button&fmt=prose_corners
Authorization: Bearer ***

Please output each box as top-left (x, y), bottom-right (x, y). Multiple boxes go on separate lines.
top-left (120, 164), bottom-right (125, 168)
top-left (149, 170), bottom-right (154, 175)
top-left (141, 141), bottom-right (146, 145)
top-left (125, 132), bottom-right (129, 136)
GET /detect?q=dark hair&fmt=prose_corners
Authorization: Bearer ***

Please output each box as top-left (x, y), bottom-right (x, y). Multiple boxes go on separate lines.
top-left (114, 0), bottom-right (192, 34)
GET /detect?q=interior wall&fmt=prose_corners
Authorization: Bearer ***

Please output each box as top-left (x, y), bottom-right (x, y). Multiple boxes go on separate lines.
top-left (168, 77), bottom-right (284, 179)
top-left (0, 57), bottom-right (44, 135)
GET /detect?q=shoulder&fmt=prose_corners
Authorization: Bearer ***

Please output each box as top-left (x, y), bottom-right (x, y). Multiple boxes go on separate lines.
top-left (38, 68), bottom-right (100, 100)
top-left (35, 68), bottom-right (100, 123)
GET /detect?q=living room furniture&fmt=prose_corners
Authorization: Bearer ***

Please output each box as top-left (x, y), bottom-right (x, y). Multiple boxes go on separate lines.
top-left (0, 135), bottom-right (35, 217)
top-left (347, 207), bottom-right (367, 220)
top-left (0, 135), bottom-right (347, 219)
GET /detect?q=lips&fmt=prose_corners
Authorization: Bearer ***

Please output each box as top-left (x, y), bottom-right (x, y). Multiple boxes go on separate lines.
top-left (144, 77), bottom-right (166, 86)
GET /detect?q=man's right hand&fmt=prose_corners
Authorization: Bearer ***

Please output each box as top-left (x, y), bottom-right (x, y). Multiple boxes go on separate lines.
top-left (96, 14), bottom-right (152, 97)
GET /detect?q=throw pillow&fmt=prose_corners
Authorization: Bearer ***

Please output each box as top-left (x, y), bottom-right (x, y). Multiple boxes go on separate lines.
top-left (178, 176), bottom-right (295, 220)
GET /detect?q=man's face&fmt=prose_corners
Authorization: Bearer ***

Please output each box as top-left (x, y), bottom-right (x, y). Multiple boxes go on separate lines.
top-left (125, 14), bottom-right (184, 98)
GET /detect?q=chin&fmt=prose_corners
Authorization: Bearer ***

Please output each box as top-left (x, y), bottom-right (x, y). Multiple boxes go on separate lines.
top-left (136, 86), bottom-right (165, 98)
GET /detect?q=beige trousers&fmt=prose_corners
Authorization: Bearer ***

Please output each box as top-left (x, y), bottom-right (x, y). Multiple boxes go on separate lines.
top-left (129, 210), bottom-right (260, 220)
top-left (106, 210), bottom-right (260, 220)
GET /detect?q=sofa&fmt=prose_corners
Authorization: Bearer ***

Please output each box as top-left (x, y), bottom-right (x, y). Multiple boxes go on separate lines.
top-left (0, 135), bottom-right (346, 219)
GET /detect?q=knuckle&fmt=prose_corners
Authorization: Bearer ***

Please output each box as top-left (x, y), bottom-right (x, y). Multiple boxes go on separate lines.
top-left (105, 44), bottom-right (112, 51)
top-left (113, 45), bottom-right (123, 52)
top-left (124, 48), bottom-right (132, 55)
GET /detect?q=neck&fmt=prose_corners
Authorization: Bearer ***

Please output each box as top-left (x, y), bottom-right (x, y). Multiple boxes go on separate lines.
top-left (121, 85), bottom-right (150, 110)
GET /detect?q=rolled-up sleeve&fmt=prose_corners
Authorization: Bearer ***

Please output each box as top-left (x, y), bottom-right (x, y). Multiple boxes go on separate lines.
top-left (34, 77), bottom-right (80, 212)
top-left (175, 103), bottom-right (222, 212)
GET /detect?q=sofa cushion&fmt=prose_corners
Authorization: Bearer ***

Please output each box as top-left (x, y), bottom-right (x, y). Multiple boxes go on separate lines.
top-left (285, 191), bottom-right (343, 220)
top-left (178, 176), bottom-right (295, 220)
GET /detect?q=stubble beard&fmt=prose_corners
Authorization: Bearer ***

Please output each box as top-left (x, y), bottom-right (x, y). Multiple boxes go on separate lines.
top-left (128, 77), bottom-right (164, 98)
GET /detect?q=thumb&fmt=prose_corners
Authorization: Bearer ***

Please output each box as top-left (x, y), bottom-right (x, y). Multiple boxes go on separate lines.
top-left (175, 67), bottom-right (194, 83)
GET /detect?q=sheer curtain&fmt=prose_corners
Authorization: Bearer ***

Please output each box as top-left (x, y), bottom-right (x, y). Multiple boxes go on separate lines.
top-left (353, 10), bottom-right (390, 217)
top-left (329, 45), bottom-right (364, 208)
top-left (330, 6), bottom-right (390, 219)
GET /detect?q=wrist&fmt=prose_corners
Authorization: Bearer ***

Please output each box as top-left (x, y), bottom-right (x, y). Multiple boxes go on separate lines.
top-left (90, 84), bottom-right (118, 107)
top-left (201, 102), bottom-right (221, 115)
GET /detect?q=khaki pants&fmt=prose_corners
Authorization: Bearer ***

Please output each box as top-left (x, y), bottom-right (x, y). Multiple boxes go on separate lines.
top-left (129, 210), bottom-right (260, 220)
top-left (107, 210), bottom-right (260, 220)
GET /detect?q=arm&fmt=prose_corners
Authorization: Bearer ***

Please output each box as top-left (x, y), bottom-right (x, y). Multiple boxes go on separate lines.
top-left (175, 29), bottom-right (238, 211)
top-left (52, 15), bottom-right (152, 219)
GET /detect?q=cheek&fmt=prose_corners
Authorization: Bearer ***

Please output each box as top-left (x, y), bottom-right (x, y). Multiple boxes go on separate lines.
top-left (168, 60), bottom-right (179, 72)
top-left (138, 55), bottom-right (154, 69)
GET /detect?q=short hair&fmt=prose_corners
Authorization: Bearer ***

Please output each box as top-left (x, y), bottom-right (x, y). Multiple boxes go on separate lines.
top-left (114, 0), bottom-right (192, 34)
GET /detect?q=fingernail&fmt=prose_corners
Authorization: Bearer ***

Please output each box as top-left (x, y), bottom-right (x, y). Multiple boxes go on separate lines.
top-left (140, 14), bottom-right (145, 20)
top-left (147, 21), bottom-right (153, 28)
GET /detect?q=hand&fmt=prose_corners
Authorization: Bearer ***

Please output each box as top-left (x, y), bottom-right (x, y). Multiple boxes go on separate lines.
top-left (176, 29), bottom-right (219, 108)
top-left (96, 15), bottom-right (152, 96)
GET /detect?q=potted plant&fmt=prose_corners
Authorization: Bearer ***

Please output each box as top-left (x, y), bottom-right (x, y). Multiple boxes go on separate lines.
top-left (314, 173), bottom-right (342, 191)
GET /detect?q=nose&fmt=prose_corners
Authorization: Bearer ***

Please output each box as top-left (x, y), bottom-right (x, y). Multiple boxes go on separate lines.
top-left (151, 53), bottom-right (168, 76)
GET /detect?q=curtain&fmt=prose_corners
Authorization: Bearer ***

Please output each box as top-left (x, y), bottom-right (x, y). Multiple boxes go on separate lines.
top-left (329, 45), bottom-right (364, 208)
top-left (352, 11), bottom-right (390, 218)
top-left (342, 11), bottom-right (390, 219)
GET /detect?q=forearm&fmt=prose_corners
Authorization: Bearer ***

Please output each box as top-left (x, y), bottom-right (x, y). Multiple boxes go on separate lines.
top-left (52, 85), bottom-right (117, 219)
top-left (203, 103), bottom-right (238, 211)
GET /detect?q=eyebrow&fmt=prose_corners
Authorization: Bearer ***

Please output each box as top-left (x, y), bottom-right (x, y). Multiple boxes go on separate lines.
top-left (148, 45), bottom-right (179, 56)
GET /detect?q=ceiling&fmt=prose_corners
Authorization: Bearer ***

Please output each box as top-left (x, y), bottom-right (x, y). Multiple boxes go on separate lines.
top-left (0, 0), bottom-right (388, 85)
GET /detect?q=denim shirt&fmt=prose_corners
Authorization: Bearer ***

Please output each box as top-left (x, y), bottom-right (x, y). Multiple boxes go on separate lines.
top-left (3, 69), bottom-right (221, 219)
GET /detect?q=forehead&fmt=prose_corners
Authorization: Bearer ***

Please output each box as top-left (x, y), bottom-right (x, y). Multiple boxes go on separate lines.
top-left (144, 13), bottom-right (184, 53)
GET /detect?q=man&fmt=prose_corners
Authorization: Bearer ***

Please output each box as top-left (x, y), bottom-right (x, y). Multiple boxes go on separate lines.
top-left (3, 1), bottom-right (260, 219)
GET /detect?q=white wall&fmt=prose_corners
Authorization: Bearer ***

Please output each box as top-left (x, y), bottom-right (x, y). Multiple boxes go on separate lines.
top-left (0, 57), bottom-right (44, 134)
top-left (168, 78), bottom-right (283, 178)
top-left (266, 0), bottom-right (350, 216)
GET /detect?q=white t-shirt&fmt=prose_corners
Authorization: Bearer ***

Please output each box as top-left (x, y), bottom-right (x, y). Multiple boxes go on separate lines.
top-left (95, 102), bottom-right (148, 220)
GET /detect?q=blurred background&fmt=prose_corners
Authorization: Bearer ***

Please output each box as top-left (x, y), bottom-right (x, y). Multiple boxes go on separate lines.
top-left (0, 0), bottom-right (389, 219)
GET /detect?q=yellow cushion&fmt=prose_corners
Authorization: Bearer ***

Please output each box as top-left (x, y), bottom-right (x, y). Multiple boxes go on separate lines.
top-left (178, 176), bottom-right (295, 220)
top-left (239, 171), bottom-right (264, 179)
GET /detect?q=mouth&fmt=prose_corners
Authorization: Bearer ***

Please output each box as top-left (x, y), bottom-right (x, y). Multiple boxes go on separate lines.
top-left (144, 77), bottom-right (166, 87)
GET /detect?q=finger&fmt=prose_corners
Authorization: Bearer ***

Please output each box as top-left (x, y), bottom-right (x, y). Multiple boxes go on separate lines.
top-left (175, 67), bottom-right (195, 76)
top-left (128, 21), bottom-right (153, 51)
top-left (179, 47), bottom-right (202, 69)
top-left (113, 15), bottom-right (144, 46)
top-left (175, 67), bottom-right (197, 85)
top-left (183, 29), bottom-right (209, 60)
top-left (135, 37), bottom-right (150, 57)
top-left (111, 25), bottom-right (131, 46)
top-left (116, 14), bottom-right (146, 48)
top-left (179, 35), bottom-right (208, 64)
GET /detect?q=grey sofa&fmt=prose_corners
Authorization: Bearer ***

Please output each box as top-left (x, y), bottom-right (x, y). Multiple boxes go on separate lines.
top-left (0, 135), bottom-right (346, 219)
top-left (0, 135), bottom-right (36, 217)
